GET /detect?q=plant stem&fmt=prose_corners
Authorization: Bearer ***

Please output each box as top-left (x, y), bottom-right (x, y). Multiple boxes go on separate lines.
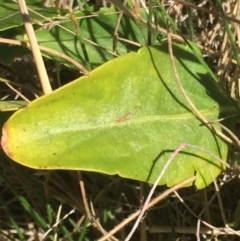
top-left (17, 0), bottom-right (52, 95)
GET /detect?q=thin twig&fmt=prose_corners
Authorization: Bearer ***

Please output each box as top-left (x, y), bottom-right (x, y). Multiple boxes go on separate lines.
top-left (53, 204), bottom-right (62, 241)
top-left (139, 182), bottom-right (147, 241)
top-left (0, 37), bottom-right (89, 75)
top-left (124, 143), bottom-right (189, 241)
top-left (77, 172), bottom-right (92, 220)
top-left (17, 0), bottom-right (52, 94)
top-left (5, 82), bottom-right (30, 102)
top-left (77, 172), bottom-right (119, 240)
top-left (166, 25), bottom-right (237, 147)
top-left (112, 0), bottom-right (128, 53)
top-left (90, 201), bottom-right (119, 241)
top-left (210, 168), bottom-right (228, 228)
top-left (148, 225), bottom-right (226, 235)
top-left (98, 176), bottom-right (196, 241)
top-left (42, 207), bottom-right (76, 240)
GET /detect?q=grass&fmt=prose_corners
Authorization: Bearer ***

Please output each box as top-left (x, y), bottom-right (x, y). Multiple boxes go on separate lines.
top-left (1, 0), bottom-right (240, 240)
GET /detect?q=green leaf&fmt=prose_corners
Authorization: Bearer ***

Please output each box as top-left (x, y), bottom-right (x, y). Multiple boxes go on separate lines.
top-left (0, 1), bottom-right (61, 31)
top-left (1, 42), bottom-right (238, 189)
top-left (1, 4), bottom-right (149, 68)
top-left (0, 1), bottom-right (65, 62)
top-left (31, 7), bottom-right (149, 68)
top-left (0, 101), bottom-right (27, 112)
top-left (0, 1), bottom-right (151, 67)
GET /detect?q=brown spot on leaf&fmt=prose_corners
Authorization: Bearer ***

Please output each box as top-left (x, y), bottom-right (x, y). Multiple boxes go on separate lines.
top-left (115, 113), bottom-right (133, 123)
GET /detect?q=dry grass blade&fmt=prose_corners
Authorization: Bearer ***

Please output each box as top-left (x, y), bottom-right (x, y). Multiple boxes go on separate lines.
top-left (16, 0), bottom-right (52, 94)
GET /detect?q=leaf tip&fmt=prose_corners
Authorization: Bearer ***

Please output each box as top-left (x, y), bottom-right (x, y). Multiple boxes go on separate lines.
top-left (1, 123), bottom-right (9, 156)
